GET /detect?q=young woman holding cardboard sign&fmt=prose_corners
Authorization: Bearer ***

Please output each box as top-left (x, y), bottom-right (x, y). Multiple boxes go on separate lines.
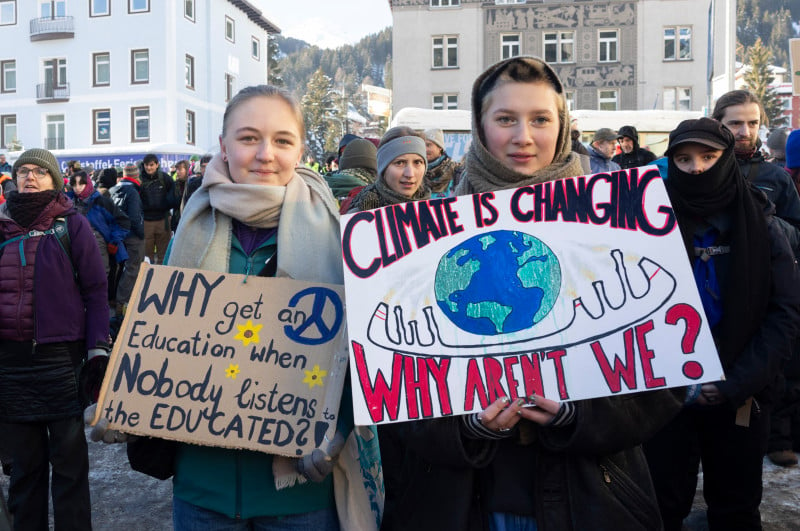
top-left (377, 57), bottom-right (686, 531)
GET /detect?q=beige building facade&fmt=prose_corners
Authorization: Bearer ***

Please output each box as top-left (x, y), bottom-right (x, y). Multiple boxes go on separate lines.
top-left (390, 0), bottom-right (736, 114)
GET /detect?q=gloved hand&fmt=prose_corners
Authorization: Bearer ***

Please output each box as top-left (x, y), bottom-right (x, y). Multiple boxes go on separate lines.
top-left (79, 348), bottom-right (109, 407)
top-left (83, 403), bottom-right (135, 443)
top-left (296, 431), bottom-right (346, 482)
top-left (107, 242), bottom-right (118, 255)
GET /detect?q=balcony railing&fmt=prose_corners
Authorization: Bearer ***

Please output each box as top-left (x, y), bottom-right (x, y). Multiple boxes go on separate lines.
top-left (30, 16), bottom-right (74, 41)
top-left (43, 137), bottom-right (65, 150)
top-left (36, 83), bottom-right (70, 102)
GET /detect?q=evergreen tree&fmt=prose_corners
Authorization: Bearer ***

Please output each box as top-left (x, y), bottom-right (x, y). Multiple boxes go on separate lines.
top-left (301, 68), bottom-right (342, 159)
top-left (267, 35), bottom-right (283, 87)
top-left (742, 39), bottom-right (786, 127)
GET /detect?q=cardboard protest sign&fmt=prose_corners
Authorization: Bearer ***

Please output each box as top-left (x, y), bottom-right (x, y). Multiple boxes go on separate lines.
top-left (341, 166), bottom-right (723, 425)
top-left (91, 264), bottom-right (348, 457)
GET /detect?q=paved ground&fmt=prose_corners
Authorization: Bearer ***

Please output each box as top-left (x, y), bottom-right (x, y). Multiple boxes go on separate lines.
top-left (1, 430), bottom-right (799, 530)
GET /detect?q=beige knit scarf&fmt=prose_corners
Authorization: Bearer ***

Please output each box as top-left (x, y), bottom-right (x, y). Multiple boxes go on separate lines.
top-left (455, 137), bottom-right (584, 195)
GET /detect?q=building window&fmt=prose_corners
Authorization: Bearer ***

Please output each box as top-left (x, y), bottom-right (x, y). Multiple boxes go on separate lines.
top-left (131, 106), bottom-right (149, 141)
top-left (251, 37), bottom-right (260, 60)
top-left (565, 91), bottom-right (575, 112)
top-left (598, 30), bottom-right (618, 63)
top-left (430, 0), bottom-right (459, 6)
top-left (184, 0), bottom-right (194, 21)
top-left (1, 60), bottom-right (15, 93)
top-left (39, 0), bottom-right (66, 18)
top-left (92, 53), bottom-right (110, 87)
top-left (0, 0), bottom-right (16, 25)
top-left (663, 87), bottom-right (692, 110)
top-left (93, 109), bottom-right (110, 144)
top-left (90, 0), bottom-right (110, 17)
top-left (544, 31), bottom-right (574, 64)
top-left (186, 110), bottom-right (195, 145)
top-left (1, 114), bottom-right (16, 149)
top-left (131, 49), bottom-right (149, 84)
top-left (128, 0), bottom-right (148, 13)
top-left (501, 34), bottom-right (520, 60)
top-left (598, 89), bottom-right (618, 111)
top-left (432, 35), bottom-right (458, 69)
top-left (43, 58), bottom-right (67, 90)
top-left (185, 54), bottom-right (194, 89)
top-left (225, 73), bottom-right (234, 102)
top-left (432, 93), bottom-right (458, 110)
top-left (664, 26), bottom-right (691, 61)
top-left (225, 16), bottom-right (235, 42)
top-left (45, 114), bottom-right (65, 150)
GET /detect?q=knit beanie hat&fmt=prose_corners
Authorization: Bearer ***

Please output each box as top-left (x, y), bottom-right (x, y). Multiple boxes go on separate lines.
top-left (123, 163), bottom-right (140, 177)
top-left (424, 128), bottom-right (445, 151)
top-left (377, 136), bottom-right (427, 178)
top-left (786, 130), bottom-right (800, 170)
top-left (98, 167), bottom-right (119, 189)
top-left (338, 133), bottom-right (361, 155)
top-left (12, 148), bottom-right (63, 191)
top-left (766, 127), bottom-right (789, 160)
top-left (339, 138), bottom-right (377, 172)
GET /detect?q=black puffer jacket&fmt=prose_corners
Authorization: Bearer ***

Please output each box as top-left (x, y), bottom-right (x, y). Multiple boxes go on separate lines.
top-left (738, 150), bottom-right (800, 230)
top-left (612, 126), bottom-right (657, 170)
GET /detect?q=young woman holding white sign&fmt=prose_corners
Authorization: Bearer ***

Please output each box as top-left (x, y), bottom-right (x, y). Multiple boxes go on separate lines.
top-left (644, 118), bottom-right (800, 530)
top-left (377, 56), bottom-right (686, 531)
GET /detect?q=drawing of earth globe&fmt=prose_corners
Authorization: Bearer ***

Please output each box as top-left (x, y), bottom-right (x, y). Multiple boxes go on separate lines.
top-left (434, 230), bottom-right (561, 336)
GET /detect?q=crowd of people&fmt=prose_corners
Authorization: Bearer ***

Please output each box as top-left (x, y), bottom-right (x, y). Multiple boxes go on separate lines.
top-left (0, 54), bottom-right (799, 531)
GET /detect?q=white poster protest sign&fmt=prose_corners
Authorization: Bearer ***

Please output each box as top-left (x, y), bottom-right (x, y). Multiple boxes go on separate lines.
top-left (341, 166), bottom-right (722, 425)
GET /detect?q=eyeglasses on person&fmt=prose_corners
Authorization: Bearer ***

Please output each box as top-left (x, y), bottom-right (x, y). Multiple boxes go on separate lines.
top-left (16, 167), bottom-right (50, 179)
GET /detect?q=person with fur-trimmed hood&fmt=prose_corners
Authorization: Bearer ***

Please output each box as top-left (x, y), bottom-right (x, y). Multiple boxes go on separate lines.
top-left (422, 128), bottom-right (463, 197)
top-left (613, 125), bottom-right (657, 170)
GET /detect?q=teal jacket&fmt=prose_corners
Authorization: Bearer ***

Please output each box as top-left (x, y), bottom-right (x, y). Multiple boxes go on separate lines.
top-left (167, 232), bottom-right (353, 519)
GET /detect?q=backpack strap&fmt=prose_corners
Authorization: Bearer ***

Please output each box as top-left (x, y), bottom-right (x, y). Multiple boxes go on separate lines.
top-left (0, 217), bottom-right (77, 281)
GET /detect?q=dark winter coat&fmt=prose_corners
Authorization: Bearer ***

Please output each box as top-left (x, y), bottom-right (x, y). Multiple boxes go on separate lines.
top-left (738, 151), bottom-right (800, 230)
top-left (612, 126), bottom-right (657, 170)
top-left (138, 164), bottom-right (179, 221)
top-left (68, 189), bottom-right (130, 246)
top-left (0, 195), bottom-right (109, 421)
top-left (110, 179), bottom-right (145, 239)
top-left (380, 390), bottom-right (683, 531)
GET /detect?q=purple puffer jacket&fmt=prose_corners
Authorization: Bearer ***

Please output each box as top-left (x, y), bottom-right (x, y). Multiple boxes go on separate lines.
top-left (0, 194), bottom-right (108, 349)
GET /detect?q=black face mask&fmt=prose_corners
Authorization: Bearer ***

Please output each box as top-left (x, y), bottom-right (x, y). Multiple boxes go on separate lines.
top-left (666, 147), bottom-right (738, 218)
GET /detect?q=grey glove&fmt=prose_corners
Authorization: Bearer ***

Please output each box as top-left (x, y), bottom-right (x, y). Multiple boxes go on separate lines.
top-left (83, 403), bottom-right (135, 444)
top-left (296, 431), bottom-right (346, 482)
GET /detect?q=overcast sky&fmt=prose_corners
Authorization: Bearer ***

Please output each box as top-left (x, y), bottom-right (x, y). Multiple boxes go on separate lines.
top-left (259, 1), bottom-right (393, 49)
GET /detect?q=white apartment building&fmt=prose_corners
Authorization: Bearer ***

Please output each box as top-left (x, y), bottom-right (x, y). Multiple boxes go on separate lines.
top-left (0, 0), bottom-right (279, 170)
top-left (390, 0), bottom-right (736, 115)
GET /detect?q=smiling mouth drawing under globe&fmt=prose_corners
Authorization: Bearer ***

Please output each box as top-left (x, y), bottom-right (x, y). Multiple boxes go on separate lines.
top-left (365, 232), bottom-right (677, 357)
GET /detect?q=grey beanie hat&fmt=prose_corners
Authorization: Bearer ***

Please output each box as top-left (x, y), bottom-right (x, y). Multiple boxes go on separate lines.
top-left (767, 128), bottom-right (789, 158)
top-left (377, 136), bottom-right (428, 178)
top-left (339, 138), bottom-right (377, 172)
top-left (12, 148), bottom-right (64, 191)
top-left (424, 128), bottom-right (445, 151)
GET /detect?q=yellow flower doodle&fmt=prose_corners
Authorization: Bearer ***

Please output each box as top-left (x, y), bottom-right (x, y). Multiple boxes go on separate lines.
top-left (303, 365), bottom-right (327, 389)
top-left (225, 364), bottom-right (240, 379)
top-left (234, 320), bottom-right (263, 347)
